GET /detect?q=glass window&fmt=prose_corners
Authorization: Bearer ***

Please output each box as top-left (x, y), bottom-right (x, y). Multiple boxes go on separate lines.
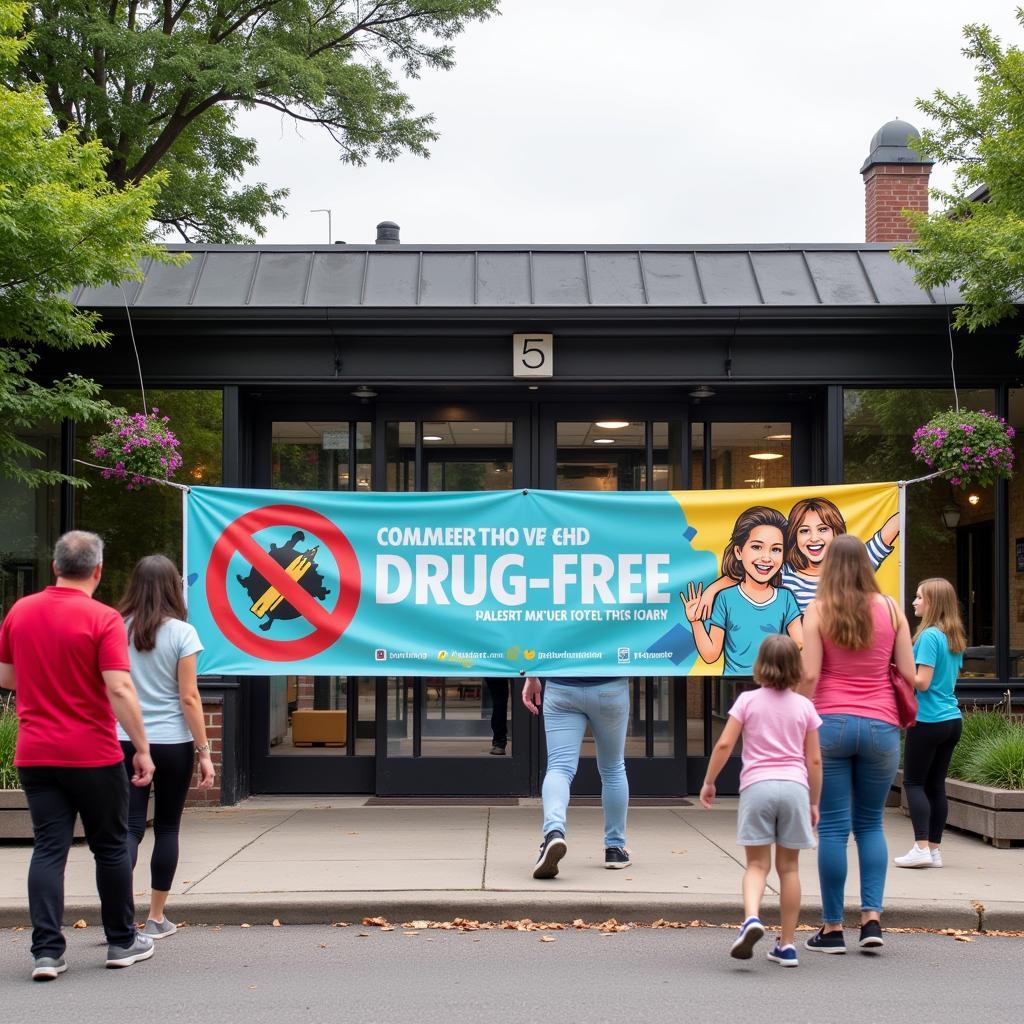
top-left (557, 420), bottom-right (646, 490)
top-left (268, 675), bottom-right (374, 756)
top-left (1009, 390), bottom-right (1024, 677)
top-left (706, 422), bottom-right (792, 490)
top-left (424, 420), bottom-right (513, 492)
top-left (385, 421), bottom-right (414, 491)
top-left (652, 422), bottom-right (684, 491)
top-left (75, 389), bottom-right (223, 605)
top-left (0, 424), bottom-right (60, 616)
top-left (844, 388), bottom-right (996, 677)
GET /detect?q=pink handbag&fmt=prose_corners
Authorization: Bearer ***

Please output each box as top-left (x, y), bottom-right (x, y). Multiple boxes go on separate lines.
top-left (884, 596), bottom-right (917, 729)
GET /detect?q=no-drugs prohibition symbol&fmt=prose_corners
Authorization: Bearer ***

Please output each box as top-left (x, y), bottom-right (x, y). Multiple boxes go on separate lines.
top-left (206, 504), bottom-right (361, 661)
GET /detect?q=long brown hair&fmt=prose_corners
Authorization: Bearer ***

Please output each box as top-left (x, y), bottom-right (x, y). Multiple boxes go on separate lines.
top-left (753, 634), bottom-right (803, 691)
top-left (913, 577), bottom-right (967, 654)
top-left (785, 497), bottom-right (846, 571)
top-left (720, 506), bottom-right (787, 587)
top-left (119, 555), bottom-right (187, 652)
top-left (816, 533), bottom-right (880, 650)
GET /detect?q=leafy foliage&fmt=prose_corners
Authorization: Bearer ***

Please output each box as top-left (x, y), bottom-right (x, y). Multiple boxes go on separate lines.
top-left (0, 696), bottom-right (18, 789)
top-left (894, 11), bottom-right (1024, 353)
top-left (12, 0), bottom-right (501, 241)
top-left (961, 725), bottom-right (1024, 790)
top-left (89, 407), bottom-right (184, 489)
top-left (947, 709), bottom-right (1011, 780)
top-left (0, 0), bottom-right (172, 487)
top-left (911, 407), bottom-right (1015, 486)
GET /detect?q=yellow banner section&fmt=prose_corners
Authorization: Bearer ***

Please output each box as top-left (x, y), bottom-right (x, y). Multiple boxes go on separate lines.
top-left (670, 481), bottom-right (900, 676)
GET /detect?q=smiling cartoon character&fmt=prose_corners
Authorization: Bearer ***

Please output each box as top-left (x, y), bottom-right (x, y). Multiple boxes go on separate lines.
top-left (780, 498), bottom-right (898, 612)
top-left (694, 498), bottom-right (900, 618)
top-left (683, 506), bottom-right (803, 676)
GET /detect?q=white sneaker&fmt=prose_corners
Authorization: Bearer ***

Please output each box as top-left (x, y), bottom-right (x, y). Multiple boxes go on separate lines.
top-left (931, 849), bottom-right (943, 868)
top-left (894, 844), bottom-right (933, 868)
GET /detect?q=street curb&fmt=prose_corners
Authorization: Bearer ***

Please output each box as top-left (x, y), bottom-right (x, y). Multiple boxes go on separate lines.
top-left (0, 892), bottom-right (1009, 931)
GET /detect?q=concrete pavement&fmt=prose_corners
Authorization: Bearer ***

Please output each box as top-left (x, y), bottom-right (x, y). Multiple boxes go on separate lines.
top-left (0, 798), bottom-right (1021, 930)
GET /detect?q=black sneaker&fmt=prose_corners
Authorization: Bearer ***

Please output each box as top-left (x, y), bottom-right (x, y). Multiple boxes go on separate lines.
top-left (489, 744), bottom-right (507, 756)
top-left (532, 830), bottom-right (567, 879)
top-left (859, 920), bottom-right (884, 949)
top-left (804, 926), bottom-right (847, 954)
top-left (604, 846), bottom-right (631, 869)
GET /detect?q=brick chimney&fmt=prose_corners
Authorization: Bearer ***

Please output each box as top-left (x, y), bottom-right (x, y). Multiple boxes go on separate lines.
top-left (861, 119), bottom-right (933, 243)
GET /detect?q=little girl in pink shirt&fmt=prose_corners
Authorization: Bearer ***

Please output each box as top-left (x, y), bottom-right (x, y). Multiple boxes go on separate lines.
top-left (701, 634), bottom-right (823, 967)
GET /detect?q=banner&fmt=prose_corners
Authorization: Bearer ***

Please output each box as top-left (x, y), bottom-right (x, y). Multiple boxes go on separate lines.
top-left (185, 481), bottom-right (900, 678)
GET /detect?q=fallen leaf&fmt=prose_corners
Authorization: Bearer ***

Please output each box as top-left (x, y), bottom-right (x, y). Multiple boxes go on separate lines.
top-left (409, 920), bottom-right (431, 929)
top-left (357, 932), bottom-right (369, 938)
top-left (347, 831), bottom-right (360, 836)
top-left (363, 916), bottom-right (389, 927)
top-left (240, 923), bottom-right (251, 929)
top-left (72, 920), bottom-right (87, 929)
top-left (272, 919), bottom-right (281, 928)
top-left (319, 943), bottom-right (327, 949)
top-left (954, 935), bottom-right (973, 943)
top-left (540, 936), bottom-right (556, 943)
top-left (403, 931), bottom-right (419, 937)
top-left (380, 926), bottom-right (395, 932)
top-left (332, 922), bottom-right (349, 928)
top-left (624, 876), bottom-right (634, 880)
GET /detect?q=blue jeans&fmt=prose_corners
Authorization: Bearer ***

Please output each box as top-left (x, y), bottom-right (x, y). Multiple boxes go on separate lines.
top-left (817, 714), bottom-right (901, 924)
top-left (541, 679), bottom-right (629, 848)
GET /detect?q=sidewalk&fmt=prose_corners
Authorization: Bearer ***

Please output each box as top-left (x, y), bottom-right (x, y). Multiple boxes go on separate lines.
top-left (1, 798), bottom-right (1021, 931)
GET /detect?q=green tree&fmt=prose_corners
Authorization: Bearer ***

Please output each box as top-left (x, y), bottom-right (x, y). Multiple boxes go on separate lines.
top-left (0, 0), bottom-right (169, 487)
top-left (895, 10), bottom-right (1024, 353)
top-left (12, 0), bottom-right (500, 242)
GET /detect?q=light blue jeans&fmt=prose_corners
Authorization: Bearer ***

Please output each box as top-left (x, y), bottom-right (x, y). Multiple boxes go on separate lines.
top-left (817, 714), bottom-right (901, 924)
top-left (541, 679), bottom-right (629, 848)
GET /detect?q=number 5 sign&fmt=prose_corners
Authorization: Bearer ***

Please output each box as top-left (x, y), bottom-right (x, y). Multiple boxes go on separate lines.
top-left (512, 333), bottom-right (553, 378)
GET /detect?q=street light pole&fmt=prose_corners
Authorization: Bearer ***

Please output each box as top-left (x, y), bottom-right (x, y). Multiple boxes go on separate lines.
top-left (311, 208), bottom-right (332, 244)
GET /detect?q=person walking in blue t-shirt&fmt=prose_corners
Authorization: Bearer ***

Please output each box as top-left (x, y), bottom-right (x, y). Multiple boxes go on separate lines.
top-left (683, 506), bottom-right (803, 676)
top-left (894, 578), bottom-right (966, 869)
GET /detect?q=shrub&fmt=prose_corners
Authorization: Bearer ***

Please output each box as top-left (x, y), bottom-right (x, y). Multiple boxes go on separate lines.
top-left (0, 699), bottom-right (18, 790)
top-left (960, 727), bottom-right (1024, 790)
top-left (947, 710), bottom-right (1010, 781)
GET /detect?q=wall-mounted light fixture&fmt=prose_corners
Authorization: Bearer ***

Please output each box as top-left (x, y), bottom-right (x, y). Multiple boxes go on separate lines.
top-left (940, 504), bottom-right (961, 529)
top-left (968, 493), bottom-right (981, 506)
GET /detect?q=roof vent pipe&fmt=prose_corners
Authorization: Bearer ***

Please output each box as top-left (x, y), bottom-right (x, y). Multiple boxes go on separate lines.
top-left (375, 221), bottom-right (400, 245)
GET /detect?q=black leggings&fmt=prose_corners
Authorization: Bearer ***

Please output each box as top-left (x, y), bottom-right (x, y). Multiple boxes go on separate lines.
top-left (121, 740), bottom-right (195, 892)
top-left (902, 718), bottom-right (963, 844)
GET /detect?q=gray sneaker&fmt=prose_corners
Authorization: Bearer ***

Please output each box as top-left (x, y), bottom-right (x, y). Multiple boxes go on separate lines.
top-left (32, 956), bottom-right (67, 981)
top-left (142, 918), bottom-right (178, 939)
top-left (106, 933), bottom-right (155, 968)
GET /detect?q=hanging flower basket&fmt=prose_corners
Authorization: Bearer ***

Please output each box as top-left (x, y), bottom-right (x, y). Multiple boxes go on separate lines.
top-left (911, 408), bottom-right (1015, 487)
top-left (89, 408), bottom-right (183, 490)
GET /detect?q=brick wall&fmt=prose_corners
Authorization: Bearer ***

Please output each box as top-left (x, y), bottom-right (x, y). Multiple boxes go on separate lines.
top-left (863, 164), bottom-right (930, 243)
top-left (186, 699), bottom-right (223, 806)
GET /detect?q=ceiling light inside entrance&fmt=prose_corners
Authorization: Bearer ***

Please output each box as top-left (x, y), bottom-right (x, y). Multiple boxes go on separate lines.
top-left (765, 433), bottom-right (791, 440)
top-left (351, 385), bottom-right (377, 399)
top-left (423, 434), bottom-right (444, 442)
top-left (593, 438), bottom-right (616, 445)
top-left (690, 386), bottom-right (715, 399)
top-left (749, 451), bottom-right (783, 461)
top-left (595, 420), bottom-right (630, 429)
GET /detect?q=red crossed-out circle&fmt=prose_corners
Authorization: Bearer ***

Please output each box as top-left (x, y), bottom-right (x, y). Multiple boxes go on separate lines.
top-left (206, 504), bottom-right (361, 661)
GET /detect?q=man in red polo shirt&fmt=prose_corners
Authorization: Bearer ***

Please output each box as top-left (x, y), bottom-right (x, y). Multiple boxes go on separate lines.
top-left (0, 531), bottom-right (157, 981)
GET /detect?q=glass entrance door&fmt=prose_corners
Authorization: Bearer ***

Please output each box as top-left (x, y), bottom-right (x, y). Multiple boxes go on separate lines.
top-left (249, 411), bottom-right (376, 793)
top-left (373, 406), bottom-right (534, 795)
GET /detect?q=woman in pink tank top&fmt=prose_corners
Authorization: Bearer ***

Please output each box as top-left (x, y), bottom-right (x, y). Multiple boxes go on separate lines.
top-left (799, 534), bottom-right (915, 955)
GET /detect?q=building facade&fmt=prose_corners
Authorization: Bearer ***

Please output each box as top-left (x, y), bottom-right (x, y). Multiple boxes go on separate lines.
top-left (4, 122), bottom-right (1024, 803)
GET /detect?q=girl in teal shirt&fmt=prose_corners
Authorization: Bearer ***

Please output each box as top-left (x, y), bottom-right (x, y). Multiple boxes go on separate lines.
top-left (894, 578), bottom-right (965, 870)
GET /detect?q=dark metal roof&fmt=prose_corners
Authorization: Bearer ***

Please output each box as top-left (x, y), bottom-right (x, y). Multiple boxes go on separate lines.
top-left (860, 119), bottom-right (933, 173)
top-left (72, 243), bottom-right (963, 311)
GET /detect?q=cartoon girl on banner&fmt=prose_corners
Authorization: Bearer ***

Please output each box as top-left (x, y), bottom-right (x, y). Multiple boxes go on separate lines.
top-left (682, 506), bottom-right (803, 676)
top-left (693, 497), bottom-right (899, 617)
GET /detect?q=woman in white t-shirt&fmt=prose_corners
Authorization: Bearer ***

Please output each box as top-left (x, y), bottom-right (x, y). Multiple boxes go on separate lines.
top-left (118, 555), bottom-right (214, 938)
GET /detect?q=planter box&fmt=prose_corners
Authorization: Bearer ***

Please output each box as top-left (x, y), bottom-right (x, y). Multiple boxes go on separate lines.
top-left (894, 771), bottom-right (1024, 849)
top-left (0, 789), bottom-right (154, 841)
top-left (0, 789), bottom-right (84, 840)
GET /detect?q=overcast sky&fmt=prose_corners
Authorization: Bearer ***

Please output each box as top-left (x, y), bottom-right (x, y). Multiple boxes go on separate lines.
top-left (237, 1), bottom-right (1021, 246)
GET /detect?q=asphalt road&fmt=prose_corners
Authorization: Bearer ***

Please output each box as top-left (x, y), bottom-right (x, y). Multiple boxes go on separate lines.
top-left (2, 925), bottom-right (1021, 1023)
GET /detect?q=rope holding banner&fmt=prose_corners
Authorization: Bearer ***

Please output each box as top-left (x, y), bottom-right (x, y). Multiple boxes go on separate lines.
top-left (73, 458), bottom-right (192, 493)
top-left (897, 469), bottom-right (948, 488)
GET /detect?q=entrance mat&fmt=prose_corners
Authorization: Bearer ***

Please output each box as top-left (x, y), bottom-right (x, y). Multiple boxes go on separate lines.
top-left (570, 798), bottom-right (693, 807)
top-left (365, 797), bottom-right (519, 806)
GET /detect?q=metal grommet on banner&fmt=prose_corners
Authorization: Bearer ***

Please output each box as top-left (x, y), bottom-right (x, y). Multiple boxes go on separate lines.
top-left (519, 669), bottom-right (525, 676)
top-left (522, 489), bottom-right (528, 495)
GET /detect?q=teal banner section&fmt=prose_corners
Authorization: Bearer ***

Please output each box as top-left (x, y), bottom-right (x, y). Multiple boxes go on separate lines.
top-left (185, 486), bottom-right (719, 677)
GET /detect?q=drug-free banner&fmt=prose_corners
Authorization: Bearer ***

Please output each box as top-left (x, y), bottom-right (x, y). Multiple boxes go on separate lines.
top-left (185, 481), bottom-right (901, 678)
